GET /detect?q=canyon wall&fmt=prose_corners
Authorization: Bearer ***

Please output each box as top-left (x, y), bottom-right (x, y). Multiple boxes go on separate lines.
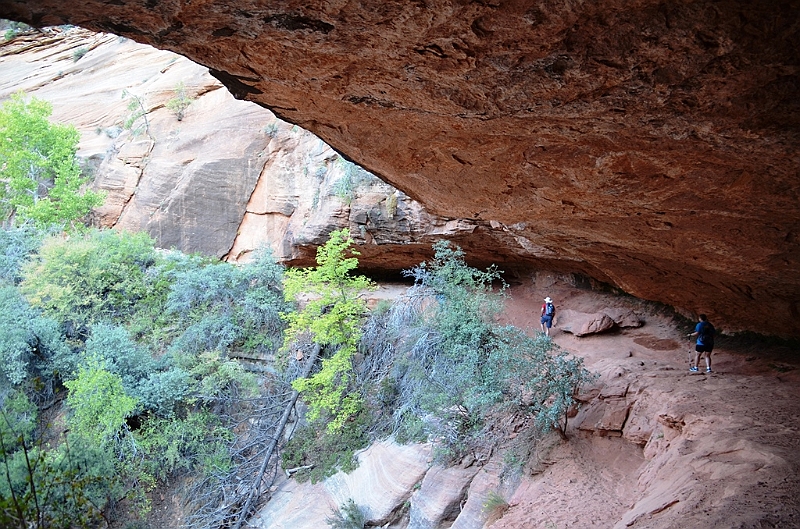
top-left (0, 1), bottom-right (798, 336)
top-left (0, 29), bottom-right (511, 272)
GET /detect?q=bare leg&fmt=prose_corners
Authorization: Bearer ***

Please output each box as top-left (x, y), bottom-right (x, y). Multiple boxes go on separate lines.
top-left (704, 352), bottom-right (712, 371)
top-left (693, 351), bottom-right (701, 369)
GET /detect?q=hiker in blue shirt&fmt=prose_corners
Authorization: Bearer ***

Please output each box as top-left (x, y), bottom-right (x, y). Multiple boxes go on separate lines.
top-left (688, 314), bottom-right (715, 373)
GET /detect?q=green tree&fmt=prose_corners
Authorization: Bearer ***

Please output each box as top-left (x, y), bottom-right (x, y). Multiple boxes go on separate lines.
top-left (64, 357), bottom-right (138, 449)
top-left (0, 93), bottom-right (104, 230)
top-left (282, 229), bottom-right (375, 431)
top-left (0, 389), bottom-right (115, 529)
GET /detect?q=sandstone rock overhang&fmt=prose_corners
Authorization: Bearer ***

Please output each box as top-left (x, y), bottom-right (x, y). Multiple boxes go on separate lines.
top-left (2, 1), bottom-right (798, 337)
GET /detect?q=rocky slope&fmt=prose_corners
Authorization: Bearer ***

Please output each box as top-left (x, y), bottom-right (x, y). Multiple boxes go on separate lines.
top-left (248, 275), bottom-right (800, 529)
top-left (1, 0), bottom-right (798, 336)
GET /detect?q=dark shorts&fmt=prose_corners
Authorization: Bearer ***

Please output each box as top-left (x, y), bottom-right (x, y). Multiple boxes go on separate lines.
top-left (541, 315), bottom-right (553, 328)
top-left (696, 343), bottom-right (714, 353)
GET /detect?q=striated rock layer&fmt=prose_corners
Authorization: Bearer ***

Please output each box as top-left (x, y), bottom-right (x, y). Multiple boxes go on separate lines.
top-left (1, 1), bottom-right (799, 336)
top-left (0, 29), bottom-right (517, 274)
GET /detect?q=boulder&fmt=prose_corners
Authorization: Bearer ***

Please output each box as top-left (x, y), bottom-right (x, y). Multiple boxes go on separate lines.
top-left (409, 465), bottom-right (478, 529)
top-left (558, 309), bottom-right (618, 337)
top-left (252, 440), bottom-right (432, 528)
top-left (603, 308), bottom-right (645, 329)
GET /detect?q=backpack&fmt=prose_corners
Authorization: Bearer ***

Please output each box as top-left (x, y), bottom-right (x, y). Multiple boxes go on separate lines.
top-left (545, 302), bottom-right (555, 316)
top-left (700, 322), bottom-right (715, 344)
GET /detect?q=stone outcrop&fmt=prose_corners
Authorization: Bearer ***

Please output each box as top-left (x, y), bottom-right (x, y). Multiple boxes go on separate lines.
top-left (2, 0), bottom-right (798, 336)
top-left (0, 28), bottom-right (533, 273)
top-left (251, 440), bottom-right (432, 528)
top-left (558, 307), bottom-right (644, 337)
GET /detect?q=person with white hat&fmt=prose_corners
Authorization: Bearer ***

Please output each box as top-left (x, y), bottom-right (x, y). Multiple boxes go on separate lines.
top-left (540, 296), bottom-right (556, 337)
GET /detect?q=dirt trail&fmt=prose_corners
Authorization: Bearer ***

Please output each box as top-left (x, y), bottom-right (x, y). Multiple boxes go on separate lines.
top-left (492, 275), bottom-right (800, 528)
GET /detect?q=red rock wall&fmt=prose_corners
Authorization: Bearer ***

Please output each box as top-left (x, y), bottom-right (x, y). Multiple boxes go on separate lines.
top-left (2, 0), bottom-right (798, 336)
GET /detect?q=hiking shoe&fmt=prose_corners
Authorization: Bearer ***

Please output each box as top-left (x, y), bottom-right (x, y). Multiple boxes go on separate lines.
top-left (689, 366), bottom-right (699, 372)
top-left (706, 368), bottom-right (712, 373)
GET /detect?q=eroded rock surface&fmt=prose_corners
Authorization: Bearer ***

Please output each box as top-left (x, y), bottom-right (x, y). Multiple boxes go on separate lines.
top-left (0, 29), bottom-right (527, 272)
top-left (2, 0), bottom-right (798, 336)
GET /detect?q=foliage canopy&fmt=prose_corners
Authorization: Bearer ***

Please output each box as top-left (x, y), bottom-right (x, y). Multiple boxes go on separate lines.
top-left (0, 93), bottom-right (103, 230)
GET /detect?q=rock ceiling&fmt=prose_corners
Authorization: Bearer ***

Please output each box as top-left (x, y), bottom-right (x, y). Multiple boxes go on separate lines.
top-left (1, 0), bottom-right (798, 337)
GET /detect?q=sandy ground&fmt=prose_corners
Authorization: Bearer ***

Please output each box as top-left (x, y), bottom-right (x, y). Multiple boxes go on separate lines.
top-left (490, 274), bottom-right (800, 529)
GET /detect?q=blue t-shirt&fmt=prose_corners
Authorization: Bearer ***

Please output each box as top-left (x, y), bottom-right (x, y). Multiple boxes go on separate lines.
top-left (695, 321), bottom-right (715, 346)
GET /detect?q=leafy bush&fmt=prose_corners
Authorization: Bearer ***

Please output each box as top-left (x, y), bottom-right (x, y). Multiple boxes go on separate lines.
top-left (326, 498), bottom-right (366, 529)
top-left (72, 46), bottom-right (88, 62)
top-left (393, 241), bottom-right (505, 445)
top-left (281, 409), bottom-right (371, 484)
top-left (0, 390), bottom-right (121, 528)
top-left (0, 93), bottom-right (104, 230)
top-left (165, 82), bottom-right (194, 121)
top-left (0, 286), bottom-right (69, 390)
top-left (3, 230), bottom-right (293, 527)
top-left (121, 90), bottom-right (152, 140)
top-left (134, 366), bottom-right (192, 418)
top-left (332, 158), bottom-right (375, 204)
top-left (361, 241), bottom-right (594, 461)
top-left (136, 411), bottom-right (233, 480)
top-left (3, 21), bottom-right (32, 41)
top-left (81, 323), bottom-right (192, 416)
top-left (63, 357), bottom-right (138, 450)
top-left (0, 226), bottom-right (44, 285)
top-left (166, 248), bottom-right (287, 360)
top-left (20, 229), bottom-right (161, 330)
top-left (84, 323), bottom-right (155, 387)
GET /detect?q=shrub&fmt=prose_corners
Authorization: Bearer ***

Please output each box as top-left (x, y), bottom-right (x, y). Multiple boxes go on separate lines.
top-left (166, 248), bottom-right (287, 359)
top-left (84, 323), bottom-right (154, 385)
top-left (72, 46), bottom-right (88, 62)
top-left (482, 490), bottom-right (508, 515)
top-left (121, 90), bottom-right (152, 140)
top-left (63, 357), bottom-right (138, 450)
top-left (326, 498), bottom-right (366, 529)
top-left (20, 229), bottom-right (161, 330)
top-left (0, 226), bottom-right (45, 285)
top-left (281, 409), bottom-right (370, 484)
top-left (0, 93), bottom-right (104, 229)
top-left (80, 323), bottom-right (192, 416)
top-left (135, 411), bottom-right (233, 480)
top-left (365, 241), bottom-right (594, 460)
top-left (0, 390), bottom-right (122, 528)
top-left (134, 366), bottom-right (192, 418)
top-left (263, 122), bottom-right (279, 137)
top-left (165, 82), bottom-right (194, 121)
top-left (0, 286), bottom-right (69, 391)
